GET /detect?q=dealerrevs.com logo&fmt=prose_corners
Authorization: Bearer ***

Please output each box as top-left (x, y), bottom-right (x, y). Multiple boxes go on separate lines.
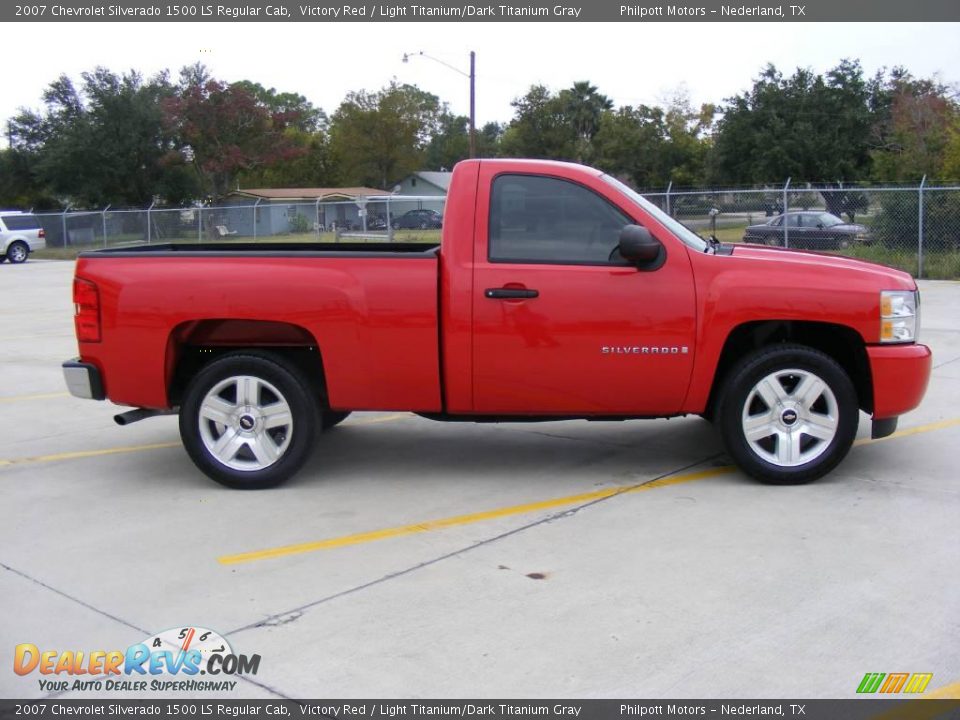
top-left (14, 626), bottom-right (261, 693)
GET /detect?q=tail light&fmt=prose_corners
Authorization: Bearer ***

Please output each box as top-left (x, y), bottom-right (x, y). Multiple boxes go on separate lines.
top-left (38, 228), bottom-right (46, 238)
top-left (74, 278), bottom-right (101, 343)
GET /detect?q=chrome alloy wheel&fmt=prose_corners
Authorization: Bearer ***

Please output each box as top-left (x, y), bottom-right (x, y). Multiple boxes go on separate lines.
top-left (741, 368), bottom-right (839, 468)
top-left (8, 242), bottom-right (28, 263)
top-left (197, 375), bottom-right (293, 472)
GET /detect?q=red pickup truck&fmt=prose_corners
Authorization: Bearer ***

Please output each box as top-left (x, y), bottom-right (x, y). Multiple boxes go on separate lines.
top-left (63, 160), bottom-right (931, 489)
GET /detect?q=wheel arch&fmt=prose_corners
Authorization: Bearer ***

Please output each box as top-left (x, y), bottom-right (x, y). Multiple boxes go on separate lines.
top-left (706, 320), bottom-right (873, 417)
top-left (165, 319), bottom-right (328, 409)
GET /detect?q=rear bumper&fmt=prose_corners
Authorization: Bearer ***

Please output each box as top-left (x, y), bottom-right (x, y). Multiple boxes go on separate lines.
top-left (867, 343), bottom-right (932, 420)
top-left (62, 359), bottom-right (105, 400)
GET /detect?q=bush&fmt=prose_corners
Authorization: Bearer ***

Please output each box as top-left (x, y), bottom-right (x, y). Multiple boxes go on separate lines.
top-left (872, 191), bottom-right (960, 252)
top-left (288, 213), bottom-right (310, 234)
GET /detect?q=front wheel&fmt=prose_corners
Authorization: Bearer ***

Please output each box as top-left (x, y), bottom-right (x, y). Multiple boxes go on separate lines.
top-left (717, 344), bottom-right (858, 484)
top-left (179, 352), bottom-right (318, 489)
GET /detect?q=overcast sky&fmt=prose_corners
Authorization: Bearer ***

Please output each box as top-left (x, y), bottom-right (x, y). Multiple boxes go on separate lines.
top-left (3, 22), bottom-right (959, 130)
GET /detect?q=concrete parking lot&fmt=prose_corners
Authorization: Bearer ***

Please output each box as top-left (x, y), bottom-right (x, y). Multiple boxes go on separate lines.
top-left (1, 260), bottom-right (958, 700)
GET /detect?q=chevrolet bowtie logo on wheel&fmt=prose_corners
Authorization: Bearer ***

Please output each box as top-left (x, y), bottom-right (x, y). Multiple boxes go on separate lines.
top-left (857, 672), bottom-right (933, 694)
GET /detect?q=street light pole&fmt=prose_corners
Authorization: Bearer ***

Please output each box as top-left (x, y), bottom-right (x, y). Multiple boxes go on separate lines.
top-left (403, 50), bottom-right (477, 159)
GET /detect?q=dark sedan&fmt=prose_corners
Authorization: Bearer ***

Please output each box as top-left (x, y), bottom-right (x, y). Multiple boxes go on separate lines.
top-left (393, 209), bottom-right (443, 230)
top-left (743, 212), bottom-right (871, 250)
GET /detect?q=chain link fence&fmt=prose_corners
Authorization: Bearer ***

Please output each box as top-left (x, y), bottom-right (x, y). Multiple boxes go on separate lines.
top-left (641, 181), bottom-right (960, 279)
top-left (32, 194), bottom-right (448, 252)
top-left (28, 183), bottom-right (960, 278)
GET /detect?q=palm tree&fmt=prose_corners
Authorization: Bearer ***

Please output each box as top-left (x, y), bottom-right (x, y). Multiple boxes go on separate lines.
top-left (561, 81), bottom-right (613, 162)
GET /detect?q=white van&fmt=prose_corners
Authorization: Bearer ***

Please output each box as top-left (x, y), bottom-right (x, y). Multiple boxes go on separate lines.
top-left (0, 212), bottom-right (46, 263)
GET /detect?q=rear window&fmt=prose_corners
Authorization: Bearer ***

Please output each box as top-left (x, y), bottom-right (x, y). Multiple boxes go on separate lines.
top-left (2, 215), bottom-right (41, 231)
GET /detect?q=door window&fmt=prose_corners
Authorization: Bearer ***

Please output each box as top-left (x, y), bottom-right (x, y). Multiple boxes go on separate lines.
top-left (489, 174), bottom-right (631, 265)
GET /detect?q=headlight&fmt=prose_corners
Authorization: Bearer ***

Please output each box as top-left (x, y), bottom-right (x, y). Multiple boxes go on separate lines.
top-left (880, 290), bottom-right (919, 343)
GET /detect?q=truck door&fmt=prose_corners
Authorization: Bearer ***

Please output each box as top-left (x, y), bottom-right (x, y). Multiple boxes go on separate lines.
top-left (471, 171), bottom-right (697, 415)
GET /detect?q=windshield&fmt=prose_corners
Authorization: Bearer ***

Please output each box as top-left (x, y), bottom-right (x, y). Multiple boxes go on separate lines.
top-left (818, 213), bottom-right (844, 227)
top-left (600, 175), bottom-right (708, 251)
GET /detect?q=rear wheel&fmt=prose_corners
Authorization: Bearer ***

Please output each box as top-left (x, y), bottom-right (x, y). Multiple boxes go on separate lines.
top-left (6, 241), bottom-right (28, 264)
top-left (179, 352), bottom-right (318, 489)
top-left (717, 344), bottom-right (858, 484)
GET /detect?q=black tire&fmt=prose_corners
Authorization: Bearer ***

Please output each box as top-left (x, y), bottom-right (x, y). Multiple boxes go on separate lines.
top-left (179, 352), bottom-right (318, 489)
top-left (321, 410), bottom-right (351, 431)
top-left (6, 241), bottom-right (29, 264)
top-left (717, 344), bottom-right (858, 485)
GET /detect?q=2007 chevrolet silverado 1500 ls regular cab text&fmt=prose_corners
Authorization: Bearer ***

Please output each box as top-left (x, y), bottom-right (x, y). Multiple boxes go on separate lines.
top-left (62, 160), bottom-right (932, 489)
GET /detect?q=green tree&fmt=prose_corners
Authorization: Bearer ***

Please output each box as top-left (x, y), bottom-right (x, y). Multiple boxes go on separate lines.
top-left (238, 130), bottom-right (336, 189)
top-left (328, 82), bottom-right (442, 188)
top-left (425, 111), bottom-right (471, 170)
top-left (230, 80), bottom-right (325, 133)
top-left (593, 105), bottom-right (667, 187)
top-left (0, 148), bottom-right (58, 209)
top-left (6, 68), bottom-right (192, 206)
top-left (870, 69), bottom-right (959, 182)
top-left (559, 81), bottom-right (613, 163)
top-left (500, 85), bottom-right (576, 160)
top-left (710, 60), bottom-right (874, 184)
top-left (163, 68), bottom-right (307, 199)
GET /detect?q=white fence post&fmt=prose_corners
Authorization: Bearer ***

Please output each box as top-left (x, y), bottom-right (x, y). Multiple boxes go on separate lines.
top-left (102, 205), bottom-right (110, 247)
top-left (665, 181), bottom-right (673, 217)
top-left (146, 200), bottom-right (155, 243)
top-left (783, 177), bottom-right (791, 248)
top-left (61, 205), bottom-right (71, 247)
top-left (387, 196), bottom-right (394, 242)
top-left (918, 175), bottom-right (927, 279)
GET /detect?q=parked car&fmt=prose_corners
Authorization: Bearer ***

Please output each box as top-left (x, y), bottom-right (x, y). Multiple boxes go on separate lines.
top-left (743, 212), bottom-right (871, 249)
top-left (62, 159), bottom-right (929, 489)
top-left (394, 209), bottom-right (443, 229)
top-left (1, 212), bottom-right (46, 263)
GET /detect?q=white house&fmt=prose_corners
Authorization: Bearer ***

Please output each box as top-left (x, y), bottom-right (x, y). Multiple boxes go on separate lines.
top-left (392, 172), bottom-right (451, 215)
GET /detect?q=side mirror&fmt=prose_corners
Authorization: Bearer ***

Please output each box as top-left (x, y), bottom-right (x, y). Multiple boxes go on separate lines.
top-left (619, 224), bottom-right (663, 266)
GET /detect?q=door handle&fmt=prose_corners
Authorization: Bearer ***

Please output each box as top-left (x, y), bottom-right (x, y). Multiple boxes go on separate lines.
top-left (485, 287), bottom-right (539, 299)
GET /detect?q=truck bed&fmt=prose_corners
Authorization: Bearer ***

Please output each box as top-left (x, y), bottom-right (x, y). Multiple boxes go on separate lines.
top-left (73, 247), bottom-right (442, 412)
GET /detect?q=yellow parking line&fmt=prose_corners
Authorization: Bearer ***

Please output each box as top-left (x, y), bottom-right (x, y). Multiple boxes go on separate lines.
top-left (854, 416), bottom-right (960, 446)
top-left (0, 391), bottom-right (71, 403)
top-left (871, 679), bottom-right (960, 719)
top-left (217, 415), bottom-right (960, 565)
top-left (345, 412), bottom-right (410, 426)
top-left (0, 442), bottom-right (181, 468)
top-left (0, 333), bottom-right (73, 342)
top-left (923, 679), bottom-right (960, 699)
top-left (0, 413), bottom-right (410, 470)
top-left (218, 466), bottom-right (736, 565)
